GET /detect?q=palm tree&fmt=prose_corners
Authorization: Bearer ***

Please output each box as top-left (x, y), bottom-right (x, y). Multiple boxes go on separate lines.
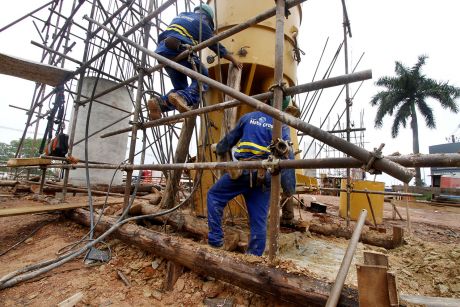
top-left (370, 55), bottom-right (460, 186)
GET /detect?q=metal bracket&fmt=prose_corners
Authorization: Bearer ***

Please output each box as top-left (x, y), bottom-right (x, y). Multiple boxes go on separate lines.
top-left (362, 143), bottom-right (385, 174)
top-left (263, 155), bottom-right (280, 174)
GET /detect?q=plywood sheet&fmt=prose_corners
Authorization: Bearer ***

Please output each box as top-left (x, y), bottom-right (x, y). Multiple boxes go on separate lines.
top-left (7, 157), bottom-right (52, 167)
top-left (0, 52), bottom-right (72, 86)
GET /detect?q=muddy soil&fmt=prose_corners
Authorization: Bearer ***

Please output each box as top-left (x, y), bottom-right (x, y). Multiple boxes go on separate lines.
top-left (1, 190), bottom-right (459, 306)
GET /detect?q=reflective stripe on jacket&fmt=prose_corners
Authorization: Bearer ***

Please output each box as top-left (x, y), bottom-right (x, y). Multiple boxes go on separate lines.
top-left (216, 111), bottom-right (291, 160)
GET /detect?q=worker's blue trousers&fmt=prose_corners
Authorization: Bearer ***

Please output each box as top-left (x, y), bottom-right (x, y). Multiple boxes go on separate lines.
top-left (155, 40), bottom-right (209, 109)
top-left (207, 171), bottom-right (270, 256)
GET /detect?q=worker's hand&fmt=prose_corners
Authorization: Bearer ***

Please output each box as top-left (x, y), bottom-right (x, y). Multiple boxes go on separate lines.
top-left (223, 54), bottom-right (243, 70)
top-left (210, 143), bottom-right (218, 153)
top-left (232, 58), bottom-right (243, 70)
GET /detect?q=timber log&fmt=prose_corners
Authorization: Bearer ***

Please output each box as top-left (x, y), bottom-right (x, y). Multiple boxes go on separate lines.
top-left (68, 209), bottom-right (359, 306)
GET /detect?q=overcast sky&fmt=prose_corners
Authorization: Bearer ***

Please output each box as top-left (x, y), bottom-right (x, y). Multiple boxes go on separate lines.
top-left (1, 0), bottom-right (459, 185)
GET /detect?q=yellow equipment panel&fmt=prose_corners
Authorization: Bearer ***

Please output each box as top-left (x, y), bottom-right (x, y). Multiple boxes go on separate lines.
top-left (339, 180), bottom-right (385, 225)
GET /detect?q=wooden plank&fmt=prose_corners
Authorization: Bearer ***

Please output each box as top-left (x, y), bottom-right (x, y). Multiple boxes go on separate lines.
top-left (386, 272), bottom-right (399, 307)
top-left (363, 251), bottom-right (389, 267)
top-left (392, 226), bottom-right (404, 248)
top-left (57, 292), bottom-right (84, 307)
top-left (400, 294), bottom-right (460, 307)
top-left (356, 264), bottom-right (391, 307)
top-left (0, 202), bottom-right (107, 217)
top-left (164, 261), bottom-right (183, 291)
top-left (0, 52), bottom-right (72, 86)
top-left (7, 157), bottom-right (52, 167)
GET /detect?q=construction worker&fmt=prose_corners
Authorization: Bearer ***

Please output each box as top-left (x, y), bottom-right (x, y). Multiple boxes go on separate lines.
top-left (207, 97), bottom-right (296, 256)
top-left (148, 4), bottom-right (242, 120)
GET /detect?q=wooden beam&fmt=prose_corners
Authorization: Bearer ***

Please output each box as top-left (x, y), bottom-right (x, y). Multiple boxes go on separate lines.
top-left (0, 202), bottom-right (111, 217)
top-left (68, 209), bottom-right (359, 306)
top-left (7, 157), bottom-right (52, 167)
top-left (363, 251), bottom-right (389, 267)
top-left (0, 52), bottom-right (72, 87)
top-left (356, 264), bottom-right (391, 307)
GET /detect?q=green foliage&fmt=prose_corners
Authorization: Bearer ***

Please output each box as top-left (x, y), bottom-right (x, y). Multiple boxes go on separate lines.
top-left (0, 138), bottom-right (43, 163)
top-left (370, 55), bottom-right (460, 186)
top-left (370, 55), bottom-right (460, 138)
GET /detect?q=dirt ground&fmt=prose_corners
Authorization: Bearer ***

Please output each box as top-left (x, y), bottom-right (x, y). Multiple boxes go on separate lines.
top-left (0, 189), bottom-right (459, 306)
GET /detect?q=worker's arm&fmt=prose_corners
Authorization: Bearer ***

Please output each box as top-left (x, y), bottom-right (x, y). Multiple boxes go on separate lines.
top-left (280, 125), bottom-right (296, 196)
top-left (215, 116), bottom-right (246, 156)
top-left (222, 53), bottom-right (243, 69)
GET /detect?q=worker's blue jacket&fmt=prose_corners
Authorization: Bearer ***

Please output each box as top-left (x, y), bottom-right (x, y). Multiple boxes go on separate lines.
top-left (216, 111), bottom-right (296, 195)
top-left (159, 12), bottom-right (228, 57)
top-left (208, 111), bottom-right (296, 256)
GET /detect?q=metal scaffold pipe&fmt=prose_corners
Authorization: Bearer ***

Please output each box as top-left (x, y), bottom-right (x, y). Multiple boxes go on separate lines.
top-left (100, 70), bottom-right (372, 138)
top-left (76, 0), bottom-right (307, 107)
top-left (268, 0), bottom-right (286, 262)
top-left (326, 209), bottom-right (368, 307)
top-left (18, 153), bottom-right (460, 172)
top-left (86, 16), bottom-right (414, 183)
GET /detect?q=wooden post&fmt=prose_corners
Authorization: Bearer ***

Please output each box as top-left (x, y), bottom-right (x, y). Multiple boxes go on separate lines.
top-left (392, 226), bottom-right (404, 248)
top-left (160, 115), bottom-right (196, 209)
top-left (363, 251), bottom-right (388, 267)
top-left (217, 64), bottom-right (242, 178)
top-left (164, 261), bottom-right (183, 291)
top-left (357, 252), bottom-right (399, 307)
top-left (404, 183), bottom-right (411, 234)
top-left (357, 265), bottom-right (391, 307)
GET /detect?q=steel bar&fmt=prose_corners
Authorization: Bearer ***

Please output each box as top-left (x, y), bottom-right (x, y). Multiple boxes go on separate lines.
top-left (342, 0), bottom-right (352, 227)
top-left (0, 0), bottom-right (55, 32)
top-left (89, 16), bottom-right (414, 182)
top-left (325, 209), bottom-right (367, 307)
top-left (123, 0), bottom-right (155, 210)
top-left (268, 0), bottom-right (285, 263)
top-left (62, 0), bottom-right (98, 199)
top-left (73, 113), bottom-right (132, 146)
top-left (101, 70), bottom-right (372, 138)
top-left (72, 0), bottom-right (177, 81)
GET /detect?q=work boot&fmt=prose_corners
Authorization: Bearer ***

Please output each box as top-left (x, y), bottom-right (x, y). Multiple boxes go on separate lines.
top-left (147, 97), bottom-right (162, 120)
top-left (168, 92), bottom-right (191, 113)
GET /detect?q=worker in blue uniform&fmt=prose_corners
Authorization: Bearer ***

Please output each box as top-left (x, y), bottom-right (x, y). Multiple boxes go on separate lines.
top-left (207, 98), bottom-right (296, 256)
top-left (148, 4), bottom-right (242, 120)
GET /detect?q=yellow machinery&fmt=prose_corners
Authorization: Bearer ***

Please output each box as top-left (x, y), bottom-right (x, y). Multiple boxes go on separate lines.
top-left (193, 0), bottom-right (307, 216)
top-left (339, 180), bottom-right (385, 224)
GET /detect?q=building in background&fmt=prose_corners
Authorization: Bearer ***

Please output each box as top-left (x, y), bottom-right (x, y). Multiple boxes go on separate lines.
top-left (429, 141), bottom-right (460, 188)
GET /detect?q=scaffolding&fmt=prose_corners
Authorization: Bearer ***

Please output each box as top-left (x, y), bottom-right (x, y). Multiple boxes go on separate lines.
top-left (2, 0), bottom-right (460, 303)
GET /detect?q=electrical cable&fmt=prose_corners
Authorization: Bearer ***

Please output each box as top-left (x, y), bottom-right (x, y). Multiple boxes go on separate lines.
top-left (0, 172), bottom-right (201, 289)
top-left (0, 218), bottom-right (57, 257)
top-left (0, 1), bottom-right (204, 289)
